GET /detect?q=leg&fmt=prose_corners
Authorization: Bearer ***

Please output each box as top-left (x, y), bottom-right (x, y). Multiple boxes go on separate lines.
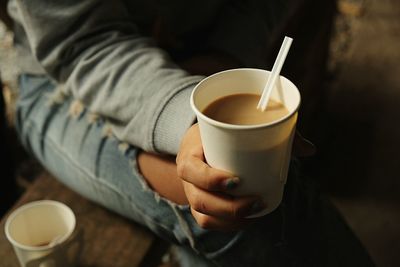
top-left (15, 74), bottom-right (375, 267)
top-left (15, 74), bottom-right (191, 241)
top-left (15, 74), bottom-right (232, 266)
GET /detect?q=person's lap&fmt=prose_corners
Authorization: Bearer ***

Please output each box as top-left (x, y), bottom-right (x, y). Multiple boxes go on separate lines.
top-left (15, 74), bottom-right (375, 267)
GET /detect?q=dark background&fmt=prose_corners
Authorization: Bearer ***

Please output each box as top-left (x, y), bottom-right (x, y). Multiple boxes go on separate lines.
top-left (1, 0), bottom-right (399, 266)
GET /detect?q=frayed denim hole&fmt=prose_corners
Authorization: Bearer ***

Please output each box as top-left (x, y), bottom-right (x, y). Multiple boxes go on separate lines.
top-left (127, 148), bottom-right (189, 208)
top-left (46, 87), bottom-right (67, 107)
top-left (101, 123), bottom-right (114, 139)
top-left (87, 112), bottom-right (101, 125)
top-left (68, 100), bottom-right (86, 120)
top-left (127, 149), bottom-right (197, 246)
top-left (117, 142), bottom-right (130, 155)
top-left (128, 149), bottom-right (181, 218)
top-left (124, 152), bottom-right (243, 258)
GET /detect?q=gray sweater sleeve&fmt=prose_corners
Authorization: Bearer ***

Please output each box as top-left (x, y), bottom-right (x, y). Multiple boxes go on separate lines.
top-left (14, 0), bottom-right (203, 155)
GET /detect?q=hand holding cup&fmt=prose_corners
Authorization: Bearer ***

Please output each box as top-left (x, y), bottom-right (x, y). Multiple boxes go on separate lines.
top-left (177, 124), bottom-right (266, 231)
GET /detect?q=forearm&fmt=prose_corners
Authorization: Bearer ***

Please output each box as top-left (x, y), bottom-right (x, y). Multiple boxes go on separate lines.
top-left (14, 0), bottom-right (202, 154)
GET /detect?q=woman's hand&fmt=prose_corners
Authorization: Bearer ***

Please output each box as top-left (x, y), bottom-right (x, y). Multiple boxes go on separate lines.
top-left (176, 124), bottom-right (265, 231)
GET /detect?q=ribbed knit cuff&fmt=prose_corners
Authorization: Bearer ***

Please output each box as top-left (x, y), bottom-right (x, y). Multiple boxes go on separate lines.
top-left (152, 84), bottom-right (198, 155)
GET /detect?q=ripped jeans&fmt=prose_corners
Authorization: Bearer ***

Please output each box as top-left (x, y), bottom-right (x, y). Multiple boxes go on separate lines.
top-left (15, 74), bottom-right (375, 267)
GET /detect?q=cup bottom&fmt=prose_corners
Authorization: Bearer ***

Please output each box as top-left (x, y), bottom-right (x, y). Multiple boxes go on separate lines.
top-left (246, 201), bottom-right (281, 218)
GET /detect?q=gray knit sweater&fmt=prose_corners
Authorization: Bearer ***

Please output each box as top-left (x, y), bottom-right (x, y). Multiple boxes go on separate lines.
top-left (8, 0), bottom-right (288, 155)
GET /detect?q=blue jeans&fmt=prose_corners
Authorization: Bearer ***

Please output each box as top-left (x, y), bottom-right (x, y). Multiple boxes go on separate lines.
top-left (15, 74), bottom-right (375, 267)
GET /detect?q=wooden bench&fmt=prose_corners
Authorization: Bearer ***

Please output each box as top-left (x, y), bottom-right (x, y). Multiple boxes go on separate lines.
top-left (0, 172), bottom-right (169, 267)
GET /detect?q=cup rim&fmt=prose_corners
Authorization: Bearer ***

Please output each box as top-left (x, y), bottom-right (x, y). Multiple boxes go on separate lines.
top-left (190, 68), bottom-right (301, 130)
top-left (4, 200), bottom-right (76, 251)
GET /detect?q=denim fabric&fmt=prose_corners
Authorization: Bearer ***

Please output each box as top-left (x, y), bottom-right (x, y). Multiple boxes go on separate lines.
top-left (15, 74), bottom-right (375, 267)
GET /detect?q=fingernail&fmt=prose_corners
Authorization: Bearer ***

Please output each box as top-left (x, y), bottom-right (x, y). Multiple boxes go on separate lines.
top-left (223, 177), bottom-right (240, 190)
top-left (249, 200), bottom-right (266, 215)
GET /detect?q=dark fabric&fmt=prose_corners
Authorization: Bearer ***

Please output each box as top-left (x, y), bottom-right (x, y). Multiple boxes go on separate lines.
top-left (0, 80), bottom-right (18, 216)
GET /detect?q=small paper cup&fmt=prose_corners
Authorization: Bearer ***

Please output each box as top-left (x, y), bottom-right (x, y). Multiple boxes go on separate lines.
top-left (5, 200), bottom-right (76, 267)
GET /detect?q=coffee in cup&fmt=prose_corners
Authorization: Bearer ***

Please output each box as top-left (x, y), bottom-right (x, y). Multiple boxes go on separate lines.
top-left (203, 93), bottom-right (289, 125)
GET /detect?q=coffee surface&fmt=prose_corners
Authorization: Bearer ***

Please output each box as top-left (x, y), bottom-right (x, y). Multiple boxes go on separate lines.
top-left (203, 93), bottom-right (289, 125)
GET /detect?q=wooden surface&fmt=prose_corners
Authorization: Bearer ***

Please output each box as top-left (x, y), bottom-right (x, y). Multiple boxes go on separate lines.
top-left (0, 173), bottom-right (158, 267)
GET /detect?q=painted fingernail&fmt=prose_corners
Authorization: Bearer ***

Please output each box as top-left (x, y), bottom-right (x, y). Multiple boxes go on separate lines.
top-left (223, 177), bottom-right (240, 190)
top-left (249, 200), bottom-right (266, 215)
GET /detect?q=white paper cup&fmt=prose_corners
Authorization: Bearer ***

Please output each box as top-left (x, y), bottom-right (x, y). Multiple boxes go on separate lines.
top-left (191, 68), bottom-right (301, 217)
top-left (5, 200), bottom-right (80, 267)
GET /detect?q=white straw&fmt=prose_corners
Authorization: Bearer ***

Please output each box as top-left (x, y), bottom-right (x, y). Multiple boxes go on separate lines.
top-left (257, 36), bottom-right (293, 111)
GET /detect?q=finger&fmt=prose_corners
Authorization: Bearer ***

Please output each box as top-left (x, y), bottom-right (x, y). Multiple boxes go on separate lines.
top-left (190, 207), bottom-right (249, 231)
top-left (178, 155), bottom-right (239, 191)
top-left (183, 181), bottom-right (265, 219)
top-left (176, 123), bottom-right (239, 191)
